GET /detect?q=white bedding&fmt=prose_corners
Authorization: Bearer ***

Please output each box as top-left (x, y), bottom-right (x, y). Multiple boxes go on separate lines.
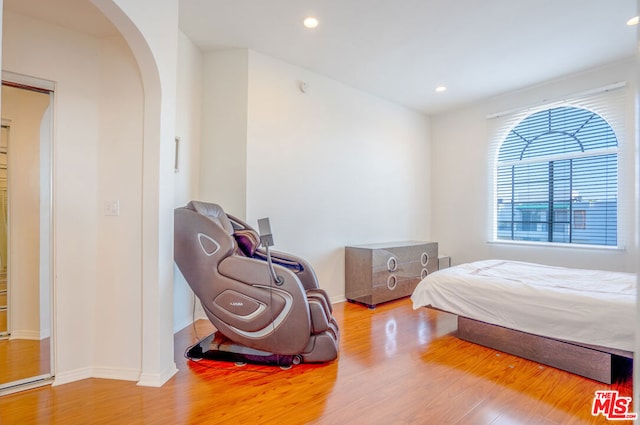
top-left (411, 259), bottom-right (636, 352)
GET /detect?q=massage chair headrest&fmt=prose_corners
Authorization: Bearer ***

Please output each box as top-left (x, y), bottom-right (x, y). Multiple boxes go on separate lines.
top-left (185, 201), bottom-right (260, 256)
top-left (186, 201), bottom-right (234, 235)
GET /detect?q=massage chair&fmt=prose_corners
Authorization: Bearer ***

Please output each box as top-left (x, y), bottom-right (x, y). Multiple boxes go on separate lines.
top-left (174, 201), bottom-right (339, 366)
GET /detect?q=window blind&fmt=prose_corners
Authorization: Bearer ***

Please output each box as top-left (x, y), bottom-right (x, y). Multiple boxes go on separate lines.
top-left (487, 83), bottom-right (627, 248)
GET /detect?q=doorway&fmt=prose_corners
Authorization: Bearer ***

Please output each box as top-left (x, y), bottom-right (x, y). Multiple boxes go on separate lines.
top-left (0, 78), bottom-right (53, 393)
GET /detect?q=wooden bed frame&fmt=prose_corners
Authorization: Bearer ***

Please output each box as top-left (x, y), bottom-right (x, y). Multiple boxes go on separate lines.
top-left (455, 315), bottom-right (633, 384)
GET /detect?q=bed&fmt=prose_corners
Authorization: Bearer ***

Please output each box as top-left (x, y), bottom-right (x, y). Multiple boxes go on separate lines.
top-left (411, 259), bottom-right (636, 383)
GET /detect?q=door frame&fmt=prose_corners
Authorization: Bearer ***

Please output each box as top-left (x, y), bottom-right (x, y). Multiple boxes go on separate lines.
top-left (0, 71), bottom-right (55, 395)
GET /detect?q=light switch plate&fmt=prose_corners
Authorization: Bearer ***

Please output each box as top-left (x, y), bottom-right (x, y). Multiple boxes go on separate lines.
top-left (104, 200), bottom-right (120, 216)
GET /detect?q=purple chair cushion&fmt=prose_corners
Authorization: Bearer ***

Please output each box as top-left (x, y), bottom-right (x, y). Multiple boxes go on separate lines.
top-left (234, 229), bottom-right (261, 257)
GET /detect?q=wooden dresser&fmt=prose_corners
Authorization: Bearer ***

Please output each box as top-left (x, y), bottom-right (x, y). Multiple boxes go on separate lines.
top-left (345, 241), bottom-right (438, 308)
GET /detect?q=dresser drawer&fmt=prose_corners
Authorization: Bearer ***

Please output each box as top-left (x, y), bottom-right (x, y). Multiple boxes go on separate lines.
top-left (345, 241), bottom-right (438, 308)
top-left (370, 244), bottom-right (436, 269)
top-left (370, 275), bottom-right (419, 304)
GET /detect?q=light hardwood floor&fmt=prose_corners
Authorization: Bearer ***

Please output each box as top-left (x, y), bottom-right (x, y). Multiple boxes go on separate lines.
top-left (0, 299), bottom-right (633, 424)
top-left (0, 338), bottom-right (50, 384)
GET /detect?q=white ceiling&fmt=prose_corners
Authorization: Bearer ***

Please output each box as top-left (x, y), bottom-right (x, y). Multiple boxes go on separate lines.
top-left (3, 0), bottom-right (637, 114)
top-left (4, 0), bottom-right (118, 38)
top-left (179, 0), bottom-right (637, 114)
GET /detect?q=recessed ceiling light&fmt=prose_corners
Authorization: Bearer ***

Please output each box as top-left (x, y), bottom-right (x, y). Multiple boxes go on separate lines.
top-left (627, 16), bottom-right (639, 26)
top-left (435, 86), bottom-right (447, 93)
top-left (303, 17), bottom-right (319, 29)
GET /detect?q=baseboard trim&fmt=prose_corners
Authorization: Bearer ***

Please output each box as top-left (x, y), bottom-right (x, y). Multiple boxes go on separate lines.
top-left (53, 367), bottom-right (93, 386)
top-left (137, 363), bottom-right (178, 387)
top-left (53, 366), bottom-right (141, 386)
top-left (92, 367), bottom-right (140, 382)
top-left (330, 295), bottom-right (346, 304)
top-left (9, 330), bottom-right (43, 340)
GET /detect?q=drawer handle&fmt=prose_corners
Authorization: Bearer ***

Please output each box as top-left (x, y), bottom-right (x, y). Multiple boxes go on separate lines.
top-left (387, 256), bottom-right (398, 272)
top-left (421, 252), bottom-right (429, 266)
top-left (387, 275), bottom-right (397, 290)
top-left (421, 268), bottom-right (429, 279)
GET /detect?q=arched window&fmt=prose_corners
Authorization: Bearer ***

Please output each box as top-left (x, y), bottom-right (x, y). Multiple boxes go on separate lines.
top-left (495, 106), bottom-right (618, 246)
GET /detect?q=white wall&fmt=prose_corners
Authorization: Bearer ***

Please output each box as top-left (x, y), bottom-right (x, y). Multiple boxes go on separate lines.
top-left (174, 31), bottom-right (203, 209)
top-left (103, 0), bottom-right (179, 387)
top-left (200, 49), bottom-right (249, 217)
top-left (199, 49), bottom-right (431, 302)
top-left (4, 10), bottom-right (100, 378)
top-left (173, 31), bottom-right (204, 332)
top-left (244, 51), bottom-right (431, 301)
top-left (430, 59), bottom-right (637, 272)
top-left (2, 10), bottom-right (146, 382)
top-left (2, 0), bottom-right (184, 387)
top-left (94, 34), bottom-right (144, 379)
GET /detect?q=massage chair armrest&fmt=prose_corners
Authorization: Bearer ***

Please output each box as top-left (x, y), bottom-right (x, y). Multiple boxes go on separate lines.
top-left (253, 249), bottom-right (319, 291)
top-left (218, 255), bottom-right (308, 299)
top-left (217, 255), bottom-right (312, 354)
top-left (226, 212), bottom-right (320, 291)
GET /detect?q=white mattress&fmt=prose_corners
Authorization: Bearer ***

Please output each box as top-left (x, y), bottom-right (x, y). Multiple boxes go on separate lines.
top-left (411, 259), bottom-right (636, 352)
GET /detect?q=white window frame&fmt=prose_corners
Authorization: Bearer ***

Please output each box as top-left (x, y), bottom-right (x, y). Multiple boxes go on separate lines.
top-left (487, 83), bottom-right (628, 250)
